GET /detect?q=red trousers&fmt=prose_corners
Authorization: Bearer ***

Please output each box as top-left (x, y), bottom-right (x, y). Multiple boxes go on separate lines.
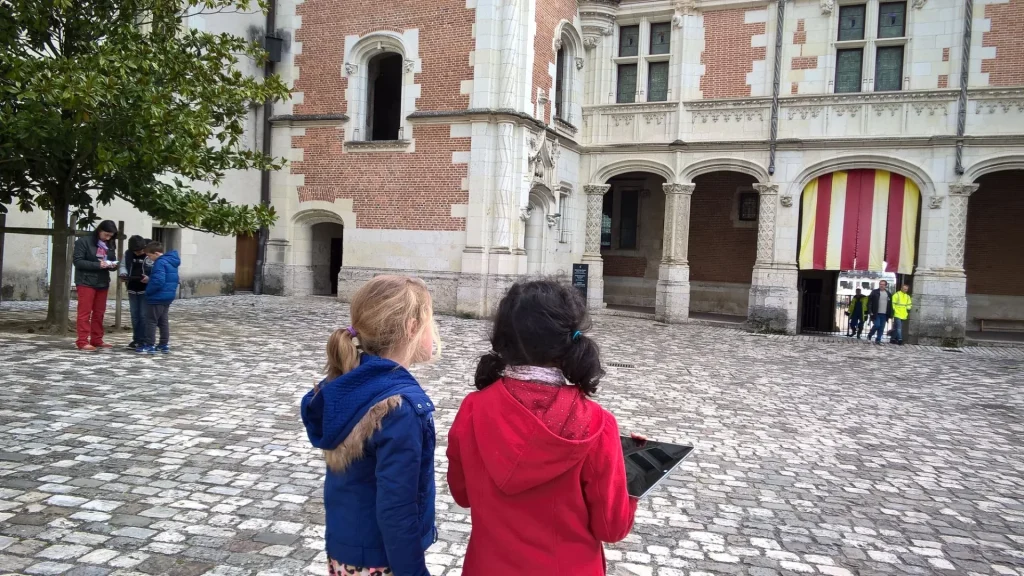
top-left (76, 286), bottom-right (109, 348)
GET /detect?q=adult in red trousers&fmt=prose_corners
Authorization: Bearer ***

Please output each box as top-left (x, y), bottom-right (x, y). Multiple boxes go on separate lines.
top-left (72, 220), bottom-right (119, 350)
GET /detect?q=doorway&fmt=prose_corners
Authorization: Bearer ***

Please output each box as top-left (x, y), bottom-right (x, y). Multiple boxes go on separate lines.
top-left (798, 271), bottom-right (837, 334)
top-left (234, 234), bottom-right (258, 292)
top-left (311, 222), bottom-right (344, 296)
top-left (330, 237), bottom-right (344, 296)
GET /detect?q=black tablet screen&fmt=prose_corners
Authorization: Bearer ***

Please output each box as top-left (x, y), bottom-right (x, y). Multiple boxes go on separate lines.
top-left (621, 436), bottom-right (693, 498)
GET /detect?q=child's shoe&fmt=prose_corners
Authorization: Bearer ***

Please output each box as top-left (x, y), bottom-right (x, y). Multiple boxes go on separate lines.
top-left (126, 341), bottom-right (139, 350)
top-left (156, 345), bottom-right (170, 354)
top-left (137, 345), bottom-right (157, 354)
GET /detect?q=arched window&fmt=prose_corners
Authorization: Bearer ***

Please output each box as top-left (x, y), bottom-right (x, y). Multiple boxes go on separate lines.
top-left (552, 21), bottom-right (584, 127)
top-left (555, 46), bottom-right (566, 121)
top-left (367, 53), bottom-right (403, 141)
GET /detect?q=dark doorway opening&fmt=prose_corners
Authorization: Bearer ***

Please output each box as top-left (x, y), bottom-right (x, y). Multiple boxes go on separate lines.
top-left (311, 222), bottom-right (344, 296)
top-left (330, 237), bottom-right (344, 296)
top-left (368, 53), bottom-right (403, 141)
top-left (798, 270), bottom-right (838, 334)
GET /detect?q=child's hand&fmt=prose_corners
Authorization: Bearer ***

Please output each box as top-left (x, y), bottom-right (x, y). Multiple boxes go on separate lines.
top-left (630, 433), bottom-right (648, 447)
top-left (142, 275), bottom-right (149, 283)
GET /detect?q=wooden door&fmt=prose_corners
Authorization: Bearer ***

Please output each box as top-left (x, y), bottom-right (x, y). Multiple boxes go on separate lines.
top-left (235, 234), bottom-right (258, 292)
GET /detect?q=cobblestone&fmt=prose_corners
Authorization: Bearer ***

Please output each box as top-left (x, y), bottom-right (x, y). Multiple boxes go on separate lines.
top-left (1, 295), bottom-right (1022, 575)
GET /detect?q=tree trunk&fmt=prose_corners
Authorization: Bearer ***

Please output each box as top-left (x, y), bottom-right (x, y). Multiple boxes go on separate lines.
top-left (45, 202), bottom-right (73, 334)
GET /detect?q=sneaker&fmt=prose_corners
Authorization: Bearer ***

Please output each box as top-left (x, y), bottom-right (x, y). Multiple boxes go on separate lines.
top-left (126, 341), bottom-right (139, 350)
top-left (137, 346), bottom-right (157, 354)
top-left (156, 345), bottom-right (170, 354)
top-left (78, 344), bottom-right (97, 352)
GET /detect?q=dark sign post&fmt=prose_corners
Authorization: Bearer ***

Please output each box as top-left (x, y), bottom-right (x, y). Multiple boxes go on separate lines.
top-left (572, 263), bottom-right (589, 300)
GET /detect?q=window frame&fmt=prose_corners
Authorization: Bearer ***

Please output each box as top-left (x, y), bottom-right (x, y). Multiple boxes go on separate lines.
top-left (614, 19), bottom-right (674, 104)
top-left (831, 1), bottom-right (909, 94)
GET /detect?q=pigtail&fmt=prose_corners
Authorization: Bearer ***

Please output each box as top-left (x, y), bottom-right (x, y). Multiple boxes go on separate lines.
top-left (324, 328), bottom-right (360, 381)
top-left (560, 334), bottom-right (605, 396)
top-left (474, 352), bottom-right (507, 391)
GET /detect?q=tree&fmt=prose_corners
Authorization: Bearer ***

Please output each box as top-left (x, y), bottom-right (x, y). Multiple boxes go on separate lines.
top-left (0, 0), bottom-right (289, 329)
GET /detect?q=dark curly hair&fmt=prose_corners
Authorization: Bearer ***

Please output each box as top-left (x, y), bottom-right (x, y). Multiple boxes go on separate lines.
top-left (475, 279), bottom-right (605, 396)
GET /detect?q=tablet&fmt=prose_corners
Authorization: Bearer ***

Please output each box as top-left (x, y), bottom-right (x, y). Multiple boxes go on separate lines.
top-left (621, 436), bottom-right (693, 498)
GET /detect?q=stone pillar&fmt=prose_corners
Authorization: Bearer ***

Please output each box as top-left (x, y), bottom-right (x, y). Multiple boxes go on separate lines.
top-left (912, 183), bottom-right (978, 346)
top-left (656, 183), bottom-right (694, 323)
top-left (747, 183), bottom-right (799, 333)
top-left (582, 184), bottom-right (610, 310)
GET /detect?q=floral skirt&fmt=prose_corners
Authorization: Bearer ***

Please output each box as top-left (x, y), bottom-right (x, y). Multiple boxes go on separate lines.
top-left (328, 557), bottom-right (392, 576)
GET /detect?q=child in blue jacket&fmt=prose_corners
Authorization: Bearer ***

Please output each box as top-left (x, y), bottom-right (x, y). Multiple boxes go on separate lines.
top-left (301, 275), bottom-right (440, 576)
top-left (139, 241), bottom-right (181, 354)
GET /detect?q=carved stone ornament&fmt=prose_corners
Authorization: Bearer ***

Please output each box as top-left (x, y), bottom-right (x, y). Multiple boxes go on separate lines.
top-left (553, 38), bottom-right (563, 52)
top-left (520, 206), bottom-right (533, 221)
top-left (820, 0), bottom-right (835, 14)
top-left (780, 195), bottom-right (794, 208)
top-left (949, 183), bottom-right (979, 197)
top-left (403, 59), bottom-right (415, 73)
top-left (528, 135), bottom-right (556, 183)
top-left (344, 63), bottom-right (358, 75)
top-left (583, 35), bottom-right (600, 50)
top-left (546, 214), bottom-right (561, 228)
top-left (929, 196), bottom-right (943, 209)
top-left (911, 0), bottom-right (927, 8)
top-left (575, 57), bottom-right (585, 71)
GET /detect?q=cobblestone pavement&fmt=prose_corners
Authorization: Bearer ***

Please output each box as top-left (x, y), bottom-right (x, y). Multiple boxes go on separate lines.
top-left (1, 296), bottom-right (1022, 576)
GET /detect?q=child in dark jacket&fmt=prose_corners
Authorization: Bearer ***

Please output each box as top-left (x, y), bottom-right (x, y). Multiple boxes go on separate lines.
top-left (301, 275), bottom-right (440, 576)
top-left (139, 241), bottom-right (180, 354)
top-left (447, 280), bottom-right (637, 575)
top-left (118, 235), bottom-right (152, 349)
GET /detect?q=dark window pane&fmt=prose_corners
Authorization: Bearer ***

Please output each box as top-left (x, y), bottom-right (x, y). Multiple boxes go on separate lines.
top-left (838, 5), bottom-right (866, 41)
top-left (619, 190), bottom-right (639, 250)
top-left (878, 2), bottom-right (906, 38)
top-left (875, 45), bottom-right (904, 91)
top-left (555, 48), bottom-right (565, 119)
top-left (739, 192), bottom-right (759, 221)
top-left (650, 22), bottom-right (671, 55)
top-left (617, 64), bottom-right (637, 103)
top-left (648, 61), bottom-right (669, 102)
top-left (619, 25), bottom-right (639, 57)
top-left (835, 48), bottom-right (863, 93)
top-left (601, 193), bottom-right (613, 249)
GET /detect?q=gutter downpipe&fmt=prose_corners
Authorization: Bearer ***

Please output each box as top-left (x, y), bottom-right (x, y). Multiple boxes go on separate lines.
top-left (954, 0), bottom-right (973, 175)
top-left (768, 0), bottom-right (785, 176)
top-left (254, 0), bottom-right (277, 295)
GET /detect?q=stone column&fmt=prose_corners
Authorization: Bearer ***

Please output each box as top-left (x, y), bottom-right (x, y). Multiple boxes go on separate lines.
top-left (656, 183), bottom-right (695, 323)
top-left (912, 183), bottom-right (978, 346)
top-left (582, 184), bottom-right (610, 310)
top-left (747, 183), bottom-right (799, 334)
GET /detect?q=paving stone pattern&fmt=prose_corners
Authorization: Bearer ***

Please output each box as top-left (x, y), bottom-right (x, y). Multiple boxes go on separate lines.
top-left (0, 296), bottom-right (1022, 576)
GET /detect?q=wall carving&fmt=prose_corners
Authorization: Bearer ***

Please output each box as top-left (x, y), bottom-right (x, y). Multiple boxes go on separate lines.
top-left (753, 184), bottom-right (778, 264)
top-left (946, 183), bottom-right (979, 270)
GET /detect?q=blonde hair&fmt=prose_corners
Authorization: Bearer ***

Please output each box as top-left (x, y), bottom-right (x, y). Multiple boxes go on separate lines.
top-left (325, 275), bottom-right (440, 380)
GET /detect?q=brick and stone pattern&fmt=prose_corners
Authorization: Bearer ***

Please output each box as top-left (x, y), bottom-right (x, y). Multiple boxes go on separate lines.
top-left (689, 172), bottom-right (758, 285)
top-left (700, 8), bottom-right (767, 98)
top-left (965, 170), bottom-right (1024, 296)
top-left (2, 296), bottom-right (1023, 575)
top-left (981, 0), bottom-right (1024, 87)
top-left (532, 0), bottom-right (577, 123)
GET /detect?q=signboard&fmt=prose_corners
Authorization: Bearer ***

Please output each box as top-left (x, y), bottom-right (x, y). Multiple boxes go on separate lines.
top-left (572, 263), bottom-right (589, 300)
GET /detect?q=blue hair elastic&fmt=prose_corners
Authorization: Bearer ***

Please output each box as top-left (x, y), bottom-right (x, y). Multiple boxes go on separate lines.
top-left (572, 331), bottom-right (581, 341)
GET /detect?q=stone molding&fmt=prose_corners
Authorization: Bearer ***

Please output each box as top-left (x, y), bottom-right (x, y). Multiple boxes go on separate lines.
top-left (663, 183), bottom-right (695, 195)
top-left (343, 139), bottom-right (412, 152)
top-left (752, 184), bottom-right (778, 265)
top-left (946, 183), bottom-right (979, 270)
top-left (584, 184), bottom-right (611, 196)
top-left (269, 113), bottom-right (348, 127)
top-left (583, 185), bottom-right (610, 256)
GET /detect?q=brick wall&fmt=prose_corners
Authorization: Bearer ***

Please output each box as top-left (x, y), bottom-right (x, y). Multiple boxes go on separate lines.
top-left (294, 125), bottom-right (470, 231)
top-left (533, 0), bottom-right (578, 121)
top-left (293, 0), bottom-right (474, 115)
top-left (603, 255), bottom-right (647, 278)
top-left (689, 172), bottom-right (758, 283)
top-left (982, 0), bottom-right (1024, 87)
top-left (965, 171), bottom-right (1024, 296)
top-left (700, 9), bottom-right (766, 99)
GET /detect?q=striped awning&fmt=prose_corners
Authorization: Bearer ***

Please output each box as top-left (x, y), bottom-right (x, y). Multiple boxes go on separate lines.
top-left (798, 169), bottom-right (920, 275)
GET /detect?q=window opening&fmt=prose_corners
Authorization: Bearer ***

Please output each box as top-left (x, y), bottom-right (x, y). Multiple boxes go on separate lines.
top-left (650, 22), bottom-right (671, 55)
top-left (601, 193), bottom-right (613, 249)
top-left (617, 64), bottom-right (637, 103)
top-left (555, 47), bottom-right (566, 121)
top-left (739, 192), bottom-right (759, 222)
top-left (838, 5), bottom-right (867, 41)
top-left (367, 53), bottom-right (403, 141)
top-left (619, 25), bottom-right (640, 57)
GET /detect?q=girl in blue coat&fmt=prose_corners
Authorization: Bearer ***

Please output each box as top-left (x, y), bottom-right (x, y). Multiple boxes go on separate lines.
top-left (302, 275), bottom-right (440, 576)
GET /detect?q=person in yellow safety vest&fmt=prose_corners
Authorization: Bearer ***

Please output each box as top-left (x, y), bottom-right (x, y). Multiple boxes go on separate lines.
top-left (891, 284), bottom-right (913, 346)
top-left (846, 288), bottom-right (869, 339)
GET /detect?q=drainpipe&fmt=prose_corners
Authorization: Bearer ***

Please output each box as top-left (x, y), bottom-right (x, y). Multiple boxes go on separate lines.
top-left (768, 0), bottom-right (786, 176)
top-left (954, 0), bottom-right (973, 175)
top-left (254, 0), bottom-right (277, 295)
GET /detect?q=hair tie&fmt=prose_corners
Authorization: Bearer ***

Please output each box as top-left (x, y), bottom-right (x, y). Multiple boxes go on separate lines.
top-left (572, 331), bottom-right (581, 341)
top-left (346, 326), bottom-right (358, 338)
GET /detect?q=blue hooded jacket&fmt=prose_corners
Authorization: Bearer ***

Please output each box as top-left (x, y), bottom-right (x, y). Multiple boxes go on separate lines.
top-left (301, 355), bottom-right (436, 576)
top-left (144, 251), bottom-right (181, 304)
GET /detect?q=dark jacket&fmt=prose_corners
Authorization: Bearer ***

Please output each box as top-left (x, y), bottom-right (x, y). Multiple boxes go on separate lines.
top-left (72, 235), bottom-right (116, 289)
top-left (144, 251), bottom-right (181, 304)
top-left (301, 355), bottom-right (436, 576)
top-left (867, 288), bottom-right (893, 317)
top-left (447, 379), bottom-right (636, 575)
top-left (119, 250), bottom-right (152, 294)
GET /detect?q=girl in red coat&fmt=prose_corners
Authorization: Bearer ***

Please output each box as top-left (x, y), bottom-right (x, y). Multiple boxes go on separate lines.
top-left (446, 280), bottom-right (637, 575)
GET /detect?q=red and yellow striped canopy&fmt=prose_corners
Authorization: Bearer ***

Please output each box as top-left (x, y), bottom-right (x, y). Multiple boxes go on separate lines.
top-left (799, 169), bottom-right (920, 275)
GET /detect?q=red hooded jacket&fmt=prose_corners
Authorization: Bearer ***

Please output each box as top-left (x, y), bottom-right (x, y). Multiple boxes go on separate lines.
top-left (446, 378), bottom-right (637, 575)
